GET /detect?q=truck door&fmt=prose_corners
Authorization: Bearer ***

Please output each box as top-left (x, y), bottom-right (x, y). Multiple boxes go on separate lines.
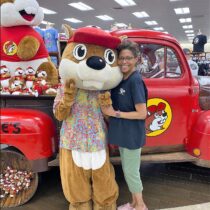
top-left (133, 39), bottom-right (194, 151)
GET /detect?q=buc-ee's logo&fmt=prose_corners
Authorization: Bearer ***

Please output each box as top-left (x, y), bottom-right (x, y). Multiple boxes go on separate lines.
top-left (146, 98), bottom-right (172, 137)
top-left (3, 41), bottom-right (17, 56)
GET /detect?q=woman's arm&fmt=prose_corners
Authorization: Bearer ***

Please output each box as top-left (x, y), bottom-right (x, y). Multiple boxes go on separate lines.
top-left (101, 103), bottom-right (147, 120)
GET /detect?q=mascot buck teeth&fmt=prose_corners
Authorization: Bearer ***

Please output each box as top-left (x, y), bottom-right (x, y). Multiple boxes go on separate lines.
top-left (53, 24), bottom-right (123, 210)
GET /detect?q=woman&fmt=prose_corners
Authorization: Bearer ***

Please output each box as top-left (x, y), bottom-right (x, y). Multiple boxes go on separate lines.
top-left (100, 40), bottom-right (148, 210)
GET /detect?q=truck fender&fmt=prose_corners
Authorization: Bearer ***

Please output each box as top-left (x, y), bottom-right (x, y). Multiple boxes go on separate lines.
top-left (187, 111), bottom-right (210, 161)
top-left (0, 108), bottom-right (57, 172)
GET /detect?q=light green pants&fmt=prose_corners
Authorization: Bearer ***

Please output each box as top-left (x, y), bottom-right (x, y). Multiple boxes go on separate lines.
top-left (119, 147), bottom-right (143, 193)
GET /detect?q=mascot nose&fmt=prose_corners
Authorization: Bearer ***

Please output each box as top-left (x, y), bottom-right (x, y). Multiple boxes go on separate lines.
top-left (86, 56), bottom-right (106, 70)
top-left (163, 112), bottom-right (167, 117)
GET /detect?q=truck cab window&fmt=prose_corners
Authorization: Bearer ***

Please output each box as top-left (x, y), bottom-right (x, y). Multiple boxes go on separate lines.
top-left (166, 48), bottom-right (182, 78)
top-left (138, 44), bottom-right (181, 78)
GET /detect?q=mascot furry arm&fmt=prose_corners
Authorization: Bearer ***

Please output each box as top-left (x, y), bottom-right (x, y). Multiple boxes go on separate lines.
top-left (54, 79), bottom-right (77, 121)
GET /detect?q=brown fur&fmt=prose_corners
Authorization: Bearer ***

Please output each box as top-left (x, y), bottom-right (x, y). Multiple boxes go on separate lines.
top-left (98, 91), bottom-right (112, 106)
top-left (0, 0), bottom-right (14, 5)
top-left (62, 24), bottom-right (74, 39)
top-left (54, 79), bottom-right (77, 121)
top-left (17, 36), bottom-right (40, 60)
top-left (36, 61), bottom-right (59, 86)
top-left (59, 148), bottom-right (118, 210)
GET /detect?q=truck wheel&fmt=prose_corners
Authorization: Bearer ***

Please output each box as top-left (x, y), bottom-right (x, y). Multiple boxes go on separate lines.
top-left (0, 149), bottom-right (39, 208)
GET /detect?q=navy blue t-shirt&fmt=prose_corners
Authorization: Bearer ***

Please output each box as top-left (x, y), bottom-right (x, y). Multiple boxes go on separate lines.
top-left (108, 71), bottom-right (147, 149)
top-left (193, 34), bottom-right (207, 53)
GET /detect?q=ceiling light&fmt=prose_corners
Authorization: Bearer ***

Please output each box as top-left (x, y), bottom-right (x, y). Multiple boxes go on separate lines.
top-left (179, 18), bottom-right (192, 23)
top-left (185, 30), bottom-right (194, 33)
top-left (41, 7), bottom-right (57, 14)
top-left (64, 18), bottom-right (83, 23)
top-left (186, 34), bottom-right (194, 37)
top-left (169, 0), bottom-right (183, 2)
top-left (96, 15), bottom-right (114, 21)
top-left (115, 23), bottom-right (127, 27)
top-left (174, 7), bottom-right (190, 15)
top-left (69, 2), bottom-right (93, 11)
top-left (133, 11), bottom-right (149, 18)
top-left (114, 0), bottom-right (136, 7)
top-left (145, 21), bottom-right (158, 25)
top-left (153, 27), bottom-right (164, 31)
top-left (182, 25), bottom-right (193, 29)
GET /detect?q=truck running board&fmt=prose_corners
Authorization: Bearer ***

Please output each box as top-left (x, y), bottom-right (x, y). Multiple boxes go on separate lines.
top-left (110, 152), bottom-right (197, 165)
top-left (48, 152), bottom-right (197, 167)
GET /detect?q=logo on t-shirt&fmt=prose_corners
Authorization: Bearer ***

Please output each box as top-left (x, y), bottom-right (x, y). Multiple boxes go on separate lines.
top-left (193, 37), bottom-right (199, 44)
top-left (146, 98), bottom-right (172, 137)
top-left (119, 88), bottom-right (125, 95)
top-left (190, 63), bottom-right (197, 70)
top-left (3, 41), bottom-right (17, 56)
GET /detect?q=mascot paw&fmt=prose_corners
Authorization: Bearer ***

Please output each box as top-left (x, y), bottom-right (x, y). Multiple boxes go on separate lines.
top-left (64, 79), bottom-right (77, 101)
top-left (98, 91), bottom-right (112, 106)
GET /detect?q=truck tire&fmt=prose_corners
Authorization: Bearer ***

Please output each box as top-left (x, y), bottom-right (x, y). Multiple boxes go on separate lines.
top-left (0, 149), bottom-right (39, 208)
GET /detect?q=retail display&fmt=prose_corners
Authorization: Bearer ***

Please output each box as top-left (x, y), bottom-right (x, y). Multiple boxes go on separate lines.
top-left (1, 27), bottom-right (210, 208)
top-left (191, 53), bottom-right (210, 76)
top-left (0, 0), bottom-right (59, 96)
top-left (0, 0), bottom-right (210, 208)
top-left (192, 30), bottom-right (207, 53)
top-left (44, 23), bottom-right (59, 66)
top-left (34, 26), bottom-right (44, 39)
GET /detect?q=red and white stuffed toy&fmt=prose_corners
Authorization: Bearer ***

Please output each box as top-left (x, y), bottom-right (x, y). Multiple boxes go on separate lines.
top-left (34, 69), bottom-right (49, 95)
top-left (34, 68), bottom-right (58, 95)
top-left (14, 67), bottom-right (25, 83)
top-left (25, 66), bottom-right (36, 89)
top-left (10, 80), bottom-right (24, 95)
top-left (0, 0), bottom-right (58, 88)
top-left (0, 65), bottom-right (11, 94)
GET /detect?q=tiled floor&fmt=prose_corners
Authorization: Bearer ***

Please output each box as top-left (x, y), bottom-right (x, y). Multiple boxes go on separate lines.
top-left (3, 162), bottom-right (210, 210)
top-left (117, 162), bottom-right (210, 210)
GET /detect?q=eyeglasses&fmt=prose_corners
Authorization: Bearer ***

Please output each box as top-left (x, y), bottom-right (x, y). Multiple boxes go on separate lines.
top-left (118, 56), bottom-right (134, 61)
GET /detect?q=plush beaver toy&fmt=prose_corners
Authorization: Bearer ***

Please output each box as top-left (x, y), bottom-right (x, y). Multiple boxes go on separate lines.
top-left (0, 0), bottom-right (58, 87)
top-left (53, 25), bottom-right (123, 210)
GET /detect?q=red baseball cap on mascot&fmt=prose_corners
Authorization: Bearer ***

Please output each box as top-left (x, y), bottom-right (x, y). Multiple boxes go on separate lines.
top-left (68, 26), bottom-right (121, 49)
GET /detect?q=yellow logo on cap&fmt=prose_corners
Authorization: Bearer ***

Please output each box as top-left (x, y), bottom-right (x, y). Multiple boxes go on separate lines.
top-left (3, 41), bottom-right (17, 56)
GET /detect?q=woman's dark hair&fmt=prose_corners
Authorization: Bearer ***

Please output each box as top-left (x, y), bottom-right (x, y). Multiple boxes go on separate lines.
top-left (117, 39), bottom-right (140, 58)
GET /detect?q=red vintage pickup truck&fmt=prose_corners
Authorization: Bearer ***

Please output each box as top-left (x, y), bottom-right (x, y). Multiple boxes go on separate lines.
top-left (1, 29), bottom-right (210, 207)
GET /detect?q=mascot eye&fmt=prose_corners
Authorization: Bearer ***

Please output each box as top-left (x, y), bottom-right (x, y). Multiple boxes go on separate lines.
top-left (73, 44), bottom-right (87, 60)
top-left (104, 49), bottom-right (115, 65)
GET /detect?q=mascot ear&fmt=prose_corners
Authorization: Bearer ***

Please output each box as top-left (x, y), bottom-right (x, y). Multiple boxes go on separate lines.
top-left (62, 24), bottom-right (74, 39)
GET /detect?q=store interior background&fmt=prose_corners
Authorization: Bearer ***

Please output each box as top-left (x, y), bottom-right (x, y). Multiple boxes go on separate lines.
top-left (38, 0), bottom-right (210, 54)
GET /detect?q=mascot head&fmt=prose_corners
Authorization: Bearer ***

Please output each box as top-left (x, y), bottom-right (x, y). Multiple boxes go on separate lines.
top-left (0, 0), bottom-right (44, 27)
top-left (59, 25), bottom-right (123, 91)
